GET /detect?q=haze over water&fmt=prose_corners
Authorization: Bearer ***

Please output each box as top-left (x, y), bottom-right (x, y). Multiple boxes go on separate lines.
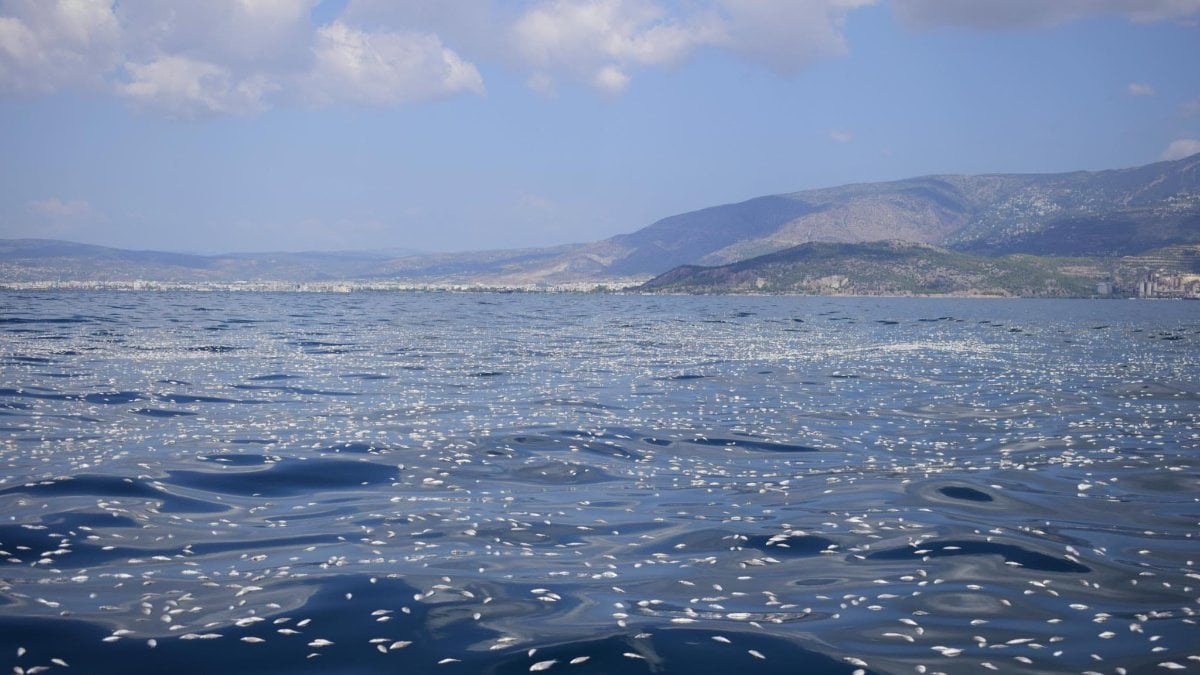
top-left (1, 291), bottom-right (1197, 674)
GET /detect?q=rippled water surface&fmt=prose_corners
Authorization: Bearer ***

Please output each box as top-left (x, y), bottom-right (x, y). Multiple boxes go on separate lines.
top-left (2, 291), bottom-right (1197, 674)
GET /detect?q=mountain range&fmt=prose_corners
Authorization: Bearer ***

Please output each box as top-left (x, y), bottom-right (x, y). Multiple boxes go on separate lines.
top-left (2, 153), bottom-right (1198, 293)
top-left (520, 152), bottom-right (1200, 284)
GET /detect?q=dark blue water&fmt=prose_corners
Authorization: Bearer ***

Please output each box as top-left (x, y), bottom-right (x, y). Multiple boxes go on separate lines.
top-left (1, 291), bottom-right (1197, 674)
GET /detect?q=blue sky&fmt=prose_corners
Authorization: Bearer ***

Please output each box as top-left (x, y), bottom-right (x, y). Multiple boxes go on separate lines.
top-left (1, 0), bottom-right (1198, 253)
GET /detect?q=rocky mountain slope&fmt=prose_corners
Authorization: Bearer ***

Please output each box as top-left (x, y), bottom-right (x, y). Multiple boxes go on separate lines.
top-left (521, 152), bottom-right (1200, 282)
top-left (2, 154), bottom-right (1197, 286)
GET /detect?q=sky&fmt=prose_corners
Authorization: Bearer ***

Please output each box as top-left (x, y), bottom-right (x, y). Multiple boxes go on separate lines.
top-left (1, 0), bottom-right (1198, 254)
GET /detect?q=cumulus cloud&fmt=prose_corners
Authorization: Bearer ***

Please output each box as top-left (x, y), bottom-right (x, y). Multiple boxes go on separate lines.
top-left (513, 0), bottom-right (716, 94)
top-left (303, 22), bottom-right (484, 106)
top-left (120, 56), bottom-right (276, 118)
top-left (345, 0), bottom-right (876, 84)
top-left (1161, 138), bottom-right (1200, 160)
top-left (0, 0), bottom-right (902, 108)
top-left (115, 0), bottom-right (318, 67)
top-left (107, 0), bottom-right (315, 116)
top-left (711, 0), bottom-right (874, 74)
top-left (4, 0), bottom-right (1199, 110)
top-left (113, 1), bottom-right (483, 115)
top-left (339, 0), bottom-right (510, 58)
top-left (510, 0), bottom-right (873, 93)
top-left (893, 0), bottom-right (1200, 29)
top-left (1128, 82), bottom-right (1155, 96)
top-left (591, 64), bottom-right (632, 95)
top-left (0, 0), bottom-right (120, 95)
top-left (0, 0), bottom-right (486, 116)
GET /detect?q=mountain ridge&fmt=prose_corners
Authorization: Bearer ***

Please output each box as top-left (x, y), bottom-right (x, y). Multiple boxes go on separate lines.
top-left (2, 153), bottom-right (1198, 287)
top-left (541, 153), bottom-right (1200, 280)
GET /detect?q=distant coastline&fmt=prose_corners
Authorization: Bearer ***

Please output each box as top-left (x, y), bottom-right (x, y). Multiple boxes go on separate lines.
top-left (0, 279), bottom-right (1174, 299)
top-left (0, 279), bottom-right (639, 294)
top-left (3, 154), bottom-right (1197, 297)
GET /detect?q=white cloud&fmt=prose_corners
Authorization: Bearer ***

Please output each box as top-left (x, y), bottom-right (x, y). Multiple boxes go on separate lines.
top-left (1128, 82), bottom-right (1155, 96)
top-left (592, 64), bottom-right (631, 94)
top-left (115, 0), bottom-right (318, 67)
top-left (829, 129), bottom-right (854, 143)
top-left (303, 22), bottom-right (484, 106)
top-left (1161, 138), bottom-right (1200, 160)
top-left (0, 0), bottom-right (120, 95)
top-left (711, 0), bottom-right (874, 74)
top-left (0, 0), bottom-right (886, 108)
top-left (340, 0), bottom-right (509, 58)
top-left (510, 0), bottom-right (873, 93)
top-left (111, 0), bottom-right (322, 116)
top-left (514, 0), bottom-right (702, 68)
top-left (120, 56), bottom-right (276, 118)
top-left (513, 0), bottom-right (715, 94)
top-left (893, 0), bottom-right (1200, 29)
top-left (1, 0), bottom-right (486, 116)
top-left (3, 0), bottom-right (1195, 111)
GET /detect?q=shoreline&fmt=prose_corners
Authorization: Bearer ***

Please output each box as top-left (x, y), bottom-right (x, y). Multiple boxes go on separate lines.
top-left (0, 280), bottom-right (1162, 299)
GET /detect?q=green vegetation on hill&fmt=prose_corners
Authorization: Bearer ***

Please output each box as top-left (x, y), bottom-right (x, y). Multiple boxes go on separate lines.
top-left (639, 241), bottom-right (1108, 297)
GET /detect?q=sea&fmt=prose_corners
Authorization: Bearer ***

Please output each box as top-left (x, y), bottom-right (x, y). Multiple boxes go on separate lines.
top-left (1, 291), bottom-right (1197, 674)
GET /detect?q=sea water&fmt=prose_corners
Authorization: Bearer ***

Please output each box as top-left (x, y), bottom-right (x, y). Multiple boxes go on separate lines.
top-left (0, 291), bottom-right (1196, 674)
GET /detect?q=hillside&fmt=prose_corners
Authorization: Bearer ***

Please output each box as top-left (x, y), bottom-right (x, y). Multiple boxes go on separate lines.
top-left (0, 239), bottom-right (577, 284)
top-left (0, 239), bottom-right (412, 282)
top-left (516, 153), bottom-right (1200, 282)
top-left (2, 154), bottom-right (1197, 287)
top-left (638, 241), bottom-right (1109, 297)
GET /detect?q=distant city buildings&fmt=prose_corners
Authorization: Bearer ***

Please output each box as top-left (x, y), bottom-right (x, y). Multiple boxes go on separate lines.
top-left (0, 279), bottom-right (644, 294)
top-left (1109, 244), bottom-right (1200, 299)
top-left (1134, 270), bottom-right (1200, 298)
